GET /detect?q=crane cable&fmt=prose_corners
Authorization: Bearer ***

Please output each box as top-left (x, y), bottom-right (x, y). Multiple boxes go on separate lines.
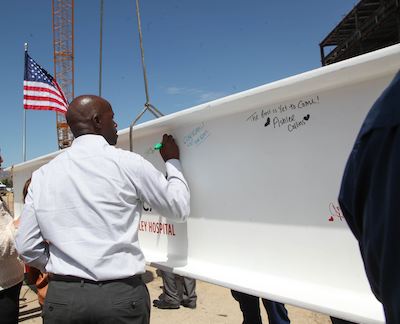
top-left (99, 0), bottom-right (103, 97)
top-left (130, 0), bottom-right (164, 152)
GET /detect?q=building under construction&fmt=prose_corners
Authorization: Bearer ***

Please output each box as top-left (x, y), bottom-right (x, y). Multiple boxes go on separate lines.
top-left (319, 0), bottom-right (400, 66)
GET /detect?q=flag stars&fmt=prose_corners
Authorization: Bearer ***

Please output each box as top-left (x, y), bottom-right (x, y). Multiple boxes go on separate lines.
top-left (25, 54), bottom-right (54, 84)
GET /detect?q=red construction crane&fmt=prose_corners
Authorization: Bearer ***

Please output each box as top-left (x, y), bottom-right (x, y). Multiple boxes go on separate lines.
top-left (52, 0), bottom-right (74, 149)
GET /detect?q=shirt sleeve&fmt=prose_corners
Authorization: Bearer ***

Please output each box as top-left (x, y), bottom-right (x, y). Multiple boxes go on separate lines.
top-left (14, 173), bottom-right (49, 273)
top-left (137, 158), bottom-right (190, 223)
top-left (0, 203), bottom-right (18, 259)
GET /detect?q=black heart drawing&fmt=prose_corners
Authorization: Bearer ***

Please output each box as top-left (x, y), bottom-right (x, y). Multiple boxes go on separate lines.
top-left (264, 117), bottom-right (270, 127)
top-left (304, 114), bottom-right (310, 121)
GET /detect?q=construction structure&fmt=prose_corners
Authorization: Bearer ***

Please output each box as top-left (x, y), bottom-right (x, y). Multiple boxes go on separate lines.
top-left (52, 0), bottom-right (74, 149)
top-left (319, 0), bottom-right (400, 66)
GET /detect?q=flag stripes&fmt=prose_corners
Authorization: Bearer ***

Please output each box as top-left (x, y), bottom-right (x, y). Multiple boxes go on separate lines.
top-left (23, 53), bottom-right (69, 114)
top-left (23, 81), bottom-right (68, 113)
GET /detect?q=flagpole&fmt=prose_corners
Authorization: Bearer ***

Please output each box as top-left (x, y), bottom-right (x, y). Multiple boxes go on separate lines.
top-left (23, 109), bottom-right (26, 163)
top-left (23, 43), bottom-right (28, 162)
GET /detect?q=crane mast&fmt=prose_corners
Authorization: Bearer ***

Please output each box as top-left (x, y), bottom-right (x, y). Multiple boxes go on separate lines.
top-left (52, 0), bottom-right (74, 149)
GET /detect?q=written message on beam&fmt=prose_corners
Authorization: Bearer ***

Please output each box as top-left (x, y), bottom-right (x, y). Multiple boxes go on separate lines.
top-left (10, 44), bottom-right (400, 324)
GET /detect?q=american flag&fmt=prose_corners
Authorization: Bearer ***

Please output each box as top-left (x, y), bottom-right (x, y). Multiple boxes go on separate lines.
top-left (23, 52), bottom-right (69, 114)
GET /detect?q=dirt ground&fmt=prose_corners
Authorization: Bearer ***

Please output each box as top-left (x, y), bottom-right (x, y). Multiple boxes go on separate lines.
top-left (18, 265), bottom-right (334, 324)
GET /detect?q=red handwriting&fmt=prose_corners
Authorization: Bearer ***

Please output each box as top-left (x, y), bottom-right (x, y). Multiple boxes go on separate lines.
top-left (329, 203), bottom-right (344, 221)
top-left (139, 221), bottom-right (176, 236)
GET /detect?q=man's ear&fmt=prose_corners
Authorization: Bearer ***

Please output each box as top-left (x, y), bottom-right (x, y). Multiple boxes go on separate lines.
top-left (92, 114), bottom-right (102, 130)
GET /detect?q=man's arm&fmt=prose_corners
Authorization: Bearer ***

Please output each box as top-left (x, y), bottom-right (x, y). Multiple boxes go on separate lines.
top-left (138, 134), bottom-right (190, 222)
top-left (14, 175), bottom-right (49, 272)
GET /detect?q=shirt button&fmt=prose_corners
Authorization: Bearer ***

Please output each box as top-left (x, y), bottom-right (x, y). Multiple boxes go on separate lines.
top-left (49, 306), bottom-right (53, 311)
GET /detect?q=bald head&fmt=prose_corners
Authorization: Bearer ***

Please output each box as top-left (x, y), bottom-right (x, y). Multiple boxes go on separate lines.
top-left (67, 95), bottom-right (118, 145)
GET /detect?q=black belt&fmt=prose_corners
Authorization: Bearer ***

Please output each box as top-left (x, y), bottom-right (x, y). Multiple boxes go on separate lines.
top-left (49, 274), bottom-right (141, 285)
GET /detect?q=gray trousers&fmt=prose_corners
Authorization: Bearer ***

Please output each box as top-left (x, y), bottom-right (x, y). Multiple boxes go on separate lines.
top-left (42, 276), bottom-right (150, 324)
top-left (161, 270), bottom-right (197, 307)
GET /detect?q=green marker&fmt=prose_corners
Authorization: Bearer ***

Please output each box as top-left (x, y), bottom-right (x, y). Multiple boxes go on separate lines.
top-left (155, 143), bottom-right (162, 150)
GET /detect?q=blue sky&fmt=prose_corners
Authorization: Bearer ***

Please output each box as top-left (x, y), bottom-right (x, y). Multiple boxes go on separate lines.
top-left (0, 0), bottom-right (356, 168)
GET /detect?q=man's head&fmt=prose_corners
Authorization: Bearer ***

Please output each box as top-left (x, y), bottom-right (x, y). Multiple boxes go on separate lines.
top-left (66, 95), bottom-right (118, 145)
top-left (0, 150), bottom-right (3, 170)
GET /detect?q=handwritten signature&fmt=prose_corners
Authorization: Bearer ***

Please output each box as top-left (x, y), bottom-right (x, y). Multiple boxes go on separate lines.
top-left (329, 203), bottom-right (344, 221)
top-left (144, 147), bottom-right (155, 158)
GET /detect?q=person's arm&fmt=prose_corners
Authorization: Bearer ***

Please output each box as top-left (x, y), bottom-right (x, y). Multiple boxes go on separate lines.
top-left (137, 134), bottom-right (190, 222)
top-left (0, 202), bottom-right (19, 259)
top-left (14, 217), bottom-right (20, 228)
top-left (14, 175), bottom-right (49, 273)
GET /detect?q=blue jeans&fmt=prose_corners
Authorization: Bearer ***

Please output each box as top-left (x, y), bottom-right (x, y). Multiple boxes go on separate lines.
top-left (232, 290), bottom-right (290, 324)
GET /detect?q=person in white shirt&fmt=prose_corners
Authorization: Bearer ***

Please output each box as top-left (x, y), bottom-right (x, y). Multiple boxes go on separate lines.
top-left (0, 152), bottom-right (25, 324)
top-left (15, 94), bottom-right (190, 324)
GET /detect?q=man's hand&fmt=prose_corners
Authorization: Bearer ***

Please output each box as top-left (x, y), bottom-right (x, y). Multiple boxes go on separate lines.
top-left (160, 134), bottom-right (179, 162)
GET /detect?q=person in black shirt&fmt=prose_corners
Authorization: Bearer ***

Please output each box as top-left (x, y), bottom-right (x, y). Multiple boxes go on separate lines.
top-left (339, 70), bottom-right (400, 324)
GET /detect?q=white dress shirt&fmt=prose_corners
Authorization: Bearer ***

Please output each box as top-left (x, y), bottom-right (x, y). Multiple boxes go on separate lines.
top-left (15, 135), bottom-right (190, 281)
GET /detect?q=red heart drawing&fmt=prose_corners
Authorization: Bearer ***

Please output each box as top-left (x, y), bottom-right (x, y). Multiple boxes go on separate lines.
top-left (329, 216), bottom-right (334, 221)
